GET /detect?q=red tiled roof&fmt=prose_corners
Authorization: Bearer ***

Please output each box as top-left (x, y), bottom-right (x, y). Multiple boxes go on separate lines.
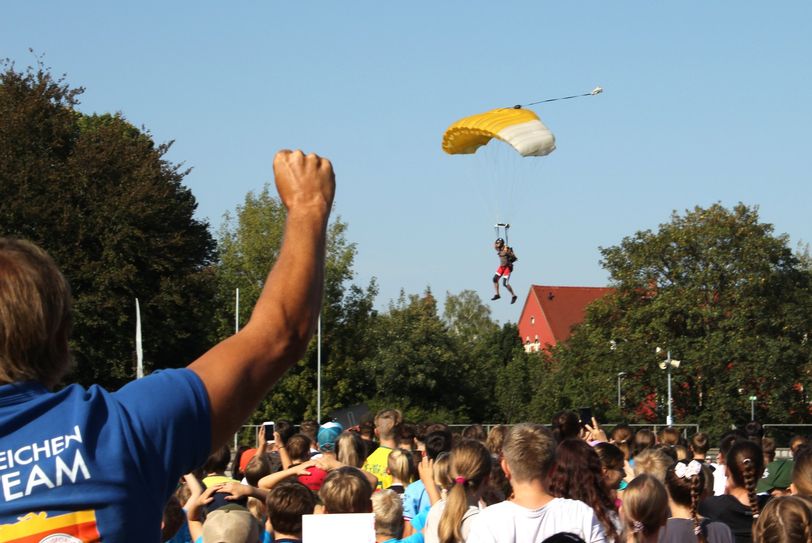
top-left (531, 285), bottom-right (614, 343)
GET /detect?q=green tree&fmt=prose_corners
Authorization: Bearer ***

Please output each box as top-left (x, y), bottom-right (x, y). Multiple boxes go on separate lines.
top-left (363, 289), bottom-right (469, 422)
top-left (495, 347), bottom-right (536, 422)
top-left (0, 63), bottom-right (217, 388)
top-left (538, 203), bottom-right (812, 436)
top-left (443, 289), bottom-right (500, 344)
top-left (213, 184), bottom-right (377, 423)
top-left (443, 290), bottom-right (506, 421)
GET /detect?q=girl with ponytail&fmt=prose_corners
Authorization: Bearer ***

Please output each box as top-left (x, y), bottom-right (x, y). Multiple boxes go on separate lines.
top-left (424, 439), bottom-right (492, 543)
top-left (621, 474), bottom-right (668, 543)
top-left (699, 440), bottom-right (767, 543)
top-left (663, 460), bottom-right (733, 543)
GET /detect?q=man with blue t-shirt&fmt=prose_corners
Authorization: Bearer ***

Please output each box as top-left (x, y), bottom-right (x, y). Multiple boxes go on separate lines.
top-left (0, 150), bottom-right (335, 542)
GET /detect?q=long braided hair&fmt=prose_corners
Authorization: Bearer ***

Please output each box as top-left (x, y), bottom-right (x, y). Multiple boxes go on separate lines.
top-left (665, 460), bottom-right (707, 543)
top-left (726, 440), bottom-right (765, 521)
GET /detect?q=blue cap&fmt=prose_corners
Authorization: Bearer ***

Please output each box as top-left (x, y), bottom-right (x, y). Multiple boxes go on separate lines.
top-left (317, 421), bottom-right (344, 452)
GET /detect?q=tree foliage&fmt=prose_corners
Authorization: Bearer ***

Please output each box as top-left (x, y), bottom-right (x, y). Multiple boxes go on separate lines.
top-left (534, 204), bottom-right (812, 436)
top-left (213, 184), bottom-right (379, 423)
top-left (0, 62), bottom-right (217, 388)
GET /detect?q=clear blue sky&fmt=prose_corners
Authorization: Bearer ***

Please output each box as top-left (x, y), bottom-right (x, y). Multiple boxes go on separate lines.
top-left (4, 2), bottom-right (810, 324)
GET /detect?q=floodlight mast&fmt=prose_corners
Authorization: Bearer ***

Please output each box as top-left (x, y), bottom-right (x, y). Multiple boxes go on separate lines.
top-left (656, 348), bottom-right (681, 426)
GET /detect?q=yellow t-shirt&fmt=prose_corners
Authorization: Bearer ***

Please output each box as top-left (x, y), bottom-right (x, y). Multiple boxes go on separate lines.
top-left (362, 446), bottom-right (393, 489)
top-left (202, 475), bottom-right (239, 487)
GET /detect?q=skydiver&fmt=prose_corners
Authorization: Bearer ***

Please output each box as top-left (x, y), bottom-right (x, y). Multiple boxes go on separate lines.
top-left (491, 238), bottom-right (518, 304)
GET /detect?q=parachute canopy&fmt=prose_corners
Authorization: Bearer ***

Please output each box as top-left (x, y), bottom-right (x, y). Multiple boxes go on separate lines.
top-left (442, 107), bottom-right (556, 157)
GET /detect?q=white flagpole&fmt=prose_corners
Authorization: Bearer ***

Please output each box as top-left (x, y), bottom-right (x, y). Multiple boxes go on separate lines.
top-left (235, 288), bottom-right (240, 334)
top-left (135, 298), bottom-right (143, 379)
top-left (317, 313), bottom-right (322, 423)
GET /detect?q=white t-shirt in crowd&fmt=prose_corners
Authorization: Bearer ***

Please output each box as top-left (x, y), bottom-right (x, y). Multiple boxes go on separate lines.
top-left (467, 497), bottom-right (606, 543)
top-left (711, 463), bottom-right (727, 496)
top-left (424, 499), bottom-right (481, 543)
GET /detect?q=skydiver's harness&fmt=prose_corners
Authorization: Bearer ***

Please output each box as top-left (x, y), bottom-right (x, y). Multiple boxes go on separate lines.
top-left (493, 223), bottom-right (518, 285)
top-left (495, 223), bottom-right (518, 263)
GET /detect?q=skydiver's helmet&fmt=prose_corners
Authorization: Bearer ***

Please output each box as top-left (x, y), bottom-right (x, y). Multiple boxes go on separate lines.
top-left (495, 238), bottom-right (505, 248)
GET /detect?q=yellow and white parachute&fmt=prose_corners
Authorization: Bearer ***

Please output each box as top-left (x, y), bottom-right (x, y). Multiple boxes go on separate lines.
top-left (442, 107), bottom-right (556, 158)
top-left (441, 88), bottom-right (601, 237)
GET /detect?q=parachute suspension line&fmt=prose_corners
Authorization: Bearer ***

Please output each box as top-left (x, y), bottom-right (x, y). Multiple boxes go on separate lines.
top-left (495, 223), bottom-right (510, 246)
top-left (514, 86), bottom-right (603, 109)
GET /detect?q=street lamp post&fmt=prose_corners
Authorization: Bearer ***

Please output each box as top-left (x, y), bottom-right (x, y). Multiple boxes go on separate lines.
top-left (617, 372), bottom-right (626, 408)
top-left (657, 347), bottom-right (681, 427)
top-left (749, 395), bottom-right (757, 421)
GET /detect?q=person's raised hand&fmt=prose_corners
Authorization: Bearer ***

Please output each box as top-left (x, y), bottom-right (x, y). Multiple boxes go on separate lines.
top-left (188, 484), bottom-right (223, 520)
top-left (273, 150), bottom-right (335, 216)
top-left (583, 417), bottom-right (608, 443)
top-left (418, 455), bottom-right (435, 486)
top-left (221, 482), bottom-right (253, 500)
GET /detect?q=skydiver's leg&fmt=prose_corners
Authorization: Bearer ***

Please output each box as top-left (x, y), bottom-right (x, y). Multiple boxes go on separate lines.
top-left (503, 276), bottom-right (517, 304)
top-left (491, 274), bottom-right (501, 300)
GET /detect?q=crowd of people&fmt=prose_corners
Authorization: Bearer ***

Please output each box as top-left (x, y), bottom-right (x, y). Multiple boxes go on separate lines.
top-left (155, 412), bottom-right (812, 543)
top-left (3, 151), bottom-right (812, 543)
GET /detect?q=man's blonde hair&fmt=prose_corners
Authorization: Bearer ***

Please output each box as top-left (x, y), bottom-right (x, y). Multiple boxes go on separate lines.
top-left (501, 423), bottom-right (555, 483)
top-left (0, 239), bottom-right (72, 388)
top-left (371, 489), bottom-right (403, 539)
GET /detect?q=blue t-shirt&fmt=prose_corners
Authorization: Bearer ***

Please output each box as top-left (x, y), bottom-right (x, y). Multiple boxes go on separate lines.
top-left (382, 534), bottom-right (424, 543)
top-left (0, 369), bottom-right (210, 542)
top-left (402, 480), bottom-right (431, 520)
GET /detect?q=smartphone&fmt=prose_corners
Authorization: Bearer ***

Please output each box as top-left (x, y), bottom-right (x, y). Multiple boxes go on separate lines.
top-left (578, 407), bottom-right (593, 428)
top-left (262, 421), bottom-right (275, 443)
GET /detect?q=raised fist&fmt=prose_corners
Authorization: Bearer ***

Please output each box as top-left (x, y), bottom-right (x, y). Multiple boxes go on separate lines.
top-left (273, 150), bottom-right (335, 216)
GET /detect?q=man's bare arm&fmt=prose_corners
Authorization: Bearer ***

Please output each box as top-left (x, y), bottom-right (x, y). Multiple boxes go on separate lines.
top-left (188, 150), bottom-right (335, 450)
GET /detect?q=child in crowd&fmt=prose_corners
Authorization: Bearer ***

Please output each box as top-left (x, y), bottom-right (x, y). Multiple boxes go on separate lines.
top-left (690, 433), bottom-right (711, 463)
top-left (404, 430), bottom-right (454, 524)
top-left (425, 439), bottom-right (491, 543)
top-left (631, 448), bottom-right (672, 482)
top-left (752, 495), bottom-right (812, 543)
top-left (593, 442), bottom-right (626, 505)
top-left (632, 430), bottom-right (656, 459)
top-left (319, 466), bottom-right (374, 514)
top-left (548, 439), bottom-right (620, 542)
top-left (388, 448), bottom-right (416, 495)
top-left (265, 480), bottom-right (316, 543)
top-left (791, 444), bottom-right (812, 496)
top-left (202, 445), bottom-right (240, 487)
top-left (610, 424), bottom-right (633, 462)
top-left (700, 440), bottom-right (767, 543)
top-left (467, 424), bottom-right (606, 543)
top-left (373, 489), bottom-right (425, 543)
top-left (620, 474), bottom-right (667, 543)
top-left (336, 430), bottom-right (368, 468)
top-left (187, 485), bottom-right (263, 543)
top-left (410, 451), bottom-right (454, 534)
top-left (364, 409), bottom-right (404, 489)
top-left (662, 460), bottom-right (733, 543)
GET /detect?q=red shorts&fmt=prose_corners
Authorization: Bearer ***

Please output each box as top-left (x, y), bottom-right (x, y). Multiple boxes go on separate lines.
top-left (496, 265), bottom-right (512, 278)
